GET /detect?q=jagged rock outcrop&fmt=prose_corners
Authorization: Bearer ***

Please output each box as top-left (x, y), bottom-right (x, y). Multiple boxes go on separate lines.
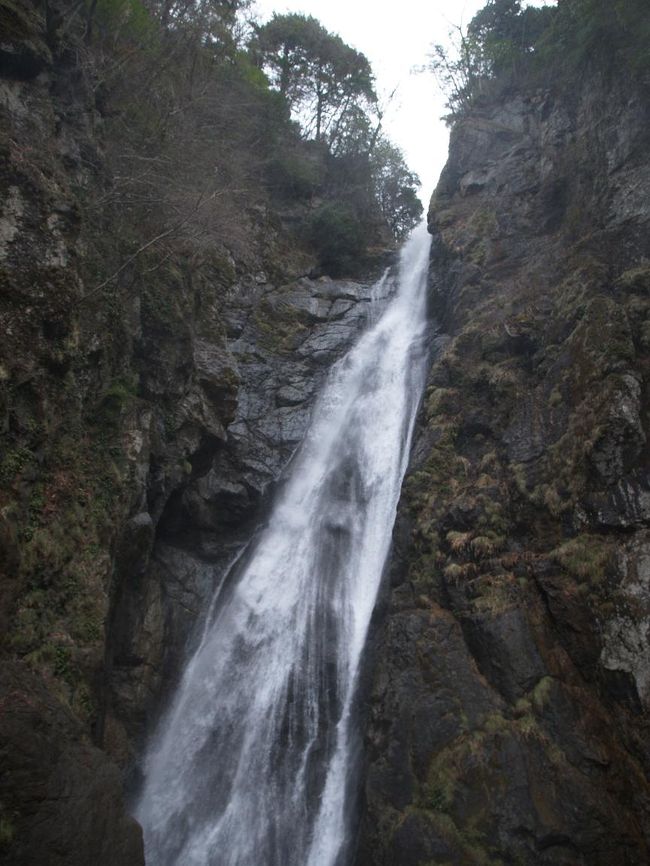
top-left (104, 271), bottom-right (387, 761)
top-left (357, 73), bottom-right (650, 865)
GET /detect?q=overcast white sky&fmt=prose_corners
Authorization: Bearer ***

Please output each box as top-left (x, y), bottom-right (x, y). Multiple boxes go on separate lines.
top-left (252, 0), bottom-right (551, 206)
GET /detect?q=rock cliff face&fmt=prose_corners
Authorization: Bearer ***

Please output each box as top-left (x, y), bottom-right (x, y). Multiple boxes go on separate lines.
top-left (0, 6), bottom-right (388, 861)
top-left (105, 271), bottom-right (387, 767)
top-left (4, 5), bottom-right (650, 865)
top-left (356, 73), bottom-right (650, 864)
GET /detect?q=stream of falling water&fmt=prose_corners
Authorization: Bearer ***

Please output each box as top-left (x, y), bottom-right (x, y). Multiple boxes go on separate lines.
top-left (135, 222), bottom-right (432, 866)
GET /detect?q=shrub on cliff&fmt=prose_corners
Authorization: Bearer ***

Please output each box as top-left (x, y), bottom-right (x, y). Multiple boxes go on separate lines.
top-left (252, 11), bottom-right (422, 256)
top-left (47, 0), bottom-right (422, 274)
top-left (429, 0), bottom-right (554, 118)
top-left (307, 203), bottom-right (366, 277)
top-left (28, 0), bottom-right (420, 288)
top-left (541, 0), bottom-right (650, 77)
top-left (430, 0), bottom-right (650, 122)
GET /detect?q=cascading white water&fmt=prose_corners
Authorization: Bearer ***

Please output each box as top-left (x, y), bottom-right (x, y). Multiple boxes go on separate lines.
top-left (135, 222), bottom-right (432, 866)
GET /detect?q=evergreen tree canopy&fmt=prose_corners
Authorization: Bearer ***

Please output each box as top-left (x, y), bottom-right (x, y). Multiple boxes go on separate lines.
top-left (53, 0), bottom-right (422, 267)
top-left (253, 13), bottom-right (376, 143)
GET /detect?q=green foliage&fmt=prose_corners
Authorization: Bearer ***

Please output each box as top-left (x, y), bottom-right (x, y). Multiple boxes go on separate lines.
top-left (0, 807), bottom-right (14, 850)
top-left (53, 644), bottom-right (73, 681)
top-left (102, 377), bottom-right (137, 405)
top-left (0, 445), bottom-right (34, 484)
top-left (371, 140), bottom-right (423, 239)
top-left (253, 298), bottom-right (308, 354)
top-left (251, 10), bottom-right (421, 250)
top-left (541, 0), bottom-right (650, 76)
top-left (420, 779), bottom-right (454, 813)
top-left (77, 0), bottom-right (420, 274)
top-left (91, 0), bottom-right (156, 42)
top-left (468, 0), bottom-right (554, 76)
top-left (253, 13), bottom-right (376, 143)
top-left (103, 0), bottom-right (429, 280)
top-left (307, 202), bottom-right (366, 276)
top-left (267, 145), bottom-right (326, 200)
top-left (531, 676), bottom-right (554, 710)
top-left (429, 0), bottom-right (556, 119)
top-left (550, 534), bottom-right (612, 584)
top-left (137, 0), bottom-right (252, 54)
top-left (430, 0), bottom-right (649, 121)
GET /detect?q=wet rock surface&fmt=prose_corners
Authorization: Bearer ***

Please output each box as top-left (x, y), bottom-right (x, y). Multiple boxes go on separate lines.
top-left (213, 274), bottom-right (383, 500)
top-left (106, 272), bottom-right (384, 752)
top-left (356, 73), bottom-right (650, 865)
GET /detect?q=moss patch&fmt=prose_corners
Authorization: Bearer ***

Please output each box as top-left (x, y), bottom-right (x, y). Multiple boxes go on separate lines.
top-left (550, 534), bottom-right (613, 585)
top-left (253, 297), bottom-right (309, 355)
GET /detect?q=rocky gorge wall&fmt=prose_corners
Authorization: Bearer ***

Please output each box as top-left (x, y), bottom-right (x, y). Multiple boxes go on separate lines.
top-left (0, 6), bottom-right (391, 862)
top-left (356, 69), bottom-right (650, 866)
top-left (3, 5), bottom-right (650, 866)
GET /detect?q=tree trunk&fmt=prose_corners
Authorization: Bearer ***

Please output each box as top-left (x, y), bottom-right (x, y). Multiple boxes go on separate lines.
top-left (161, 0), bottom-right (173, 31)
top-left (279, 44), bottom-right (290, 97)
top-left (316, 80), bottom-right (323, 140)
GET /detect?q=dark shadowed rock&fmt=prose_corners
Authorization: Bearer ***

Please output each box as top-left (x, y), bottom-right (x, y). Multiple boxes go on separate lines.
top-left (0, 663), bottom-right (144, 866)
top-left (460, 606), bottom-right (547, 702)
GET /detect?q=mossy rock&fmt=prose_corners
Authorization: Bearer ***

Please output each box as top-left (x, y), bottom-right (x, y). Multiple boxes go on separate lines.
top-left (550, 533), bottom-right (613, 585)
top-left (616, 265), bottom-right (650, 295)
top-left (568, 295), bottom-right (635, 387)
top-left (253, 297), bottom-right (308, 355)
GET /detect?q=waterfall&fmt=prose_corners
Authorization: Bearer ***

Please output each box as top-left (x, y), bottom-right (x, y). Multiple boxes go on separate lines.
top-left (135, 222), bottom-right (432, 866)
